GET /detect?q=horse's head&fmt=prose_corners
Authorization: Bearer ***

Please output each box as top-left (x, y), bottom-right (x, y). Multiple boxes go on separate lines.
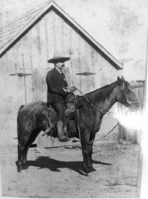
top-left (116, 76), bottom-right (140, 111)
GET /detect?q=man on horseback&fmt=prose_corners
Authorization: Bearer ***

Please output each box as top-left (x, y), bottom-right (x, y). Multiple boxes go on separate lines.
top-left (46, 52), bottom-right (76, 142)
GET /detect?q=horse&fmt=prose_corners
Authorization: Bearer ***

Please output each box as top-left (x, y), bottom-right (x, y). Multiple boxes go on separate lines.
top-left (16, 76), bottom-right (139, 173)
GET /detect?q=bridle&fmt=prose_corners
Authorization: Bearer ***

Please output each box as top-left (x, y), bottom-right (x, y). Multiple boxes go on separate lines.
top-left (76, 88), bottom-right (113, 115)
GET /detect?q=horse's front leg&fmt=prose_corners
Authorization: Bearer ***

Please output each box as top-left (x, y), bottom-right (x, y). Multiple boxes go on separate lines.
top-left (87, 139), bottom-right (96, 172)
top-left (81, 131), bottom-right (95, 173)
top-left (88, 132), bottom-right (96, 171)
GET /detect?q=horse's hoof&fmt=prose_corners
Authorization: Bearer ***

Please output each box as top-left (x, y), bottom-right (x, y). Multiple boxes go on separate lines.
top-left (23, 165), bottom-right (28, 170)
top-left (79, 169), bottom-right (88, 176)
top-left (18, 167), bottom-right (26, 173)
top-left (20, 170), bottom-right (27, 174)
top-left (89, 167), bottom-right (96, 172)
top-left (83, 167), bottom-right (90, 174)
top-left (17, 166), bottom-right (24, 173)
top-left (84, 166), bottom-right (96, 174)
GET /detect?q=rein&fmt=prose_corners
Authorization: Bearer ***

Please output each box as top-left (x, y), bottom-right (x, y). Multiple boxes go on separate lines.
top-left (76, 88), bottom-right (113, 115)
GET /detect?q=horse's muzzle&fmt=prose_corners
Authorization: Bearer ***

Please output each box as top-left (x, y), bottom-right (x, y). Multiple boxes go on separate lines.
top-left (128, 101), bottom-right (140, 111)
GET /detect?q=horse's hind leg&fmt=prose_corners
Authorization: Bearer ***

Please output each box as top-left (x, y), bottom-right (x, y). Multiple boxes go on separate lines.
top-left (22, 147), bottom-right (29, 170)
top-left (22, 129), bottom-right (41, 170)
top-left (17, 132), bottom-right (33, 172)
top-left (17, 144), bottom-right (26, 172)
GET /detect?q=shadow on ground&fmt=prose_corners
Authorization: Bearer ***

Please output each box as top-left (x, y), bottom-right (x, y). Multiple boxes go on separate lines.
top-left (27, 156), bottom-right (111, 175)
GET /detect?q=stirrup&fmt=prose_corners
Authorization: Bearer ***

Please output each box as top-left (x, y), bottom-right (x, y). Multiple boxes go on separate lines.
top-left (42, 125), bottom-right (53, 136)
top-left (58, 136), bottom-right (70, 142)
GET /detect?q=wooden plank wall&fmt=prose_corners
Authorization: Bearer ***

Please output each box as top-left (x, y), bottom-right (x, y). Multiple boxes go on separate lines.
top-left (0, 9), bottom-right (122, 146)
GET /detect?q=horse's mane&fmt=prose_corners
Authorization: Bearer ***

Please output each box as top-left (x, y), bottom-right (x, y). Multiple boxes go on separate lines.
top-left (85, 81), bottom-right (118, 103)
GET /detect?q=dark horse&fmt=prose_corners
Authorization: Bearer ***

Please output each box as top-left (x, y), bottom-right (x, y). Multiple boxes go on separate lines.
top-left (17, 77), bottom-right (139, 173)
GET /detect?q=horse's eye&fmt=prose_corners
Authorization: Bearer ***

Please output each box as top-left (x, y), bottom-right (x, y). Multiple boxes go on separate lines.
top-left (125, 89), bottom-right (130, 93)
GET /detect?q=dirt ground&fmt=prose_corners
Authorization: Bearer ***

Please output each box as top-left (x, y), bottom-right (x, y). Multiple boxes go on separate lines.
top-left (0, 140), bottom-right (142, 198)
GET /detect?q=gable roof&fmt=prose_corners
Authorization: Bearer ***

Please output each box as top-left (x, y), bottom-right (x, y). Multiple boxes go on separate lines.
top-left (0, 0), bottom-right (123, 69)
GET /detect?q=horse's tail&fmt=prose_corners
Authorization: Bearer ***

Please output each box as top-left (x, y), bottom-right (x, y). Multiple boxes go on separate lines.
top-left (17, 105), bottom-right (24, 139)
top-left (18, 105), bottom-right (24, 112)
top-left (16, 105), bottom-right (24, 168)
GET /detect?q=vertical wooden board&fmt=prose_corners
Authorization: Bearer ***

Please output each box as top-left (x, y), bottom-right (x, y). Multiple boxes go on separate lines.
top-left (99, 52), bottom-right (117, 85)
top-left (20, 54), bottom-right (32, 104)
top-left (12, 42), bottom-right (24, 75)
top-left (32, 68), bottom-right (47, 102)
top-left (40, 68), bottom-right (48, 101)
top-left (19, 33), bottom-right (34, 105)
top-left (75, 33), bottom-right (83, 92)
top-left (37, 133), bottom-right (55, 148)
top-left (90, 47), bottom-right (98, 89)
top-left (46, 11), bottom-right (54, 59)
top-left (46, 136), bottom-right (55, 147)
top-left (14, 41), bottom-right (30, 105)
top-left (67, 22), bottom-right (76, 87)
top-left (32, 68), bottom-right (42, 101)
top-left (54, 12), bottom-right (63, 53)
top-left (52, 11), bottom-right (57, 52)
top-left (92, 48), bottom-right (109, 87)
top-left (0, 56), bottom-right (12, 145)
top-left (92, 49), bottom-right (102, 87)
top-left (76, 33), bottom-right (83, 91)
top-left (29, 26), bottom-right (40, 69)
top-left (37, 18), bottom-right (47, 69)
top-left (45, 10), bottom-right (55, 68)
top-left (80, 38), bottom-right (94, 93)
top-left (61, 19), bottom-right (74, 87)
top-left (79, 39), bottom-right (94, 93)
top-left (20, 33), bottom-right (32, 56)
top-left (40, 16), bottom-right (51, 69)
top-left (91, 47), bottom-right (102, 89)
top-left (5, 44), bottom-right (25, 105)
top-left (91, 49), bottom-right (114, 87)
top-left (35, 23), bottom-right (42, 68)
top-left (44, 13), bottom-right (50, 67)
top-left (81, 40), bottom-right (91, 71)
top-left (132, 87), bottom-right (144, 106)
top-left (69, 29), bottom-right (82, 92)
top-left (137, 87), bottom-right (144, 105)
top-left (0, 51), bottom-right (25, 144)
top-left (18, 49), bottom-right (32, 103)
top-left (60, 14), bottom-right (66, 54)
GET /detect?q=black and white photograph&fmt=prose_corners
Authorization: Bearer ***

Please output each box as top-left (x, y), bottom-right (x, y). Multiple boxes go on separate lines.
top-left (0, 0), bottom-right (148, 198)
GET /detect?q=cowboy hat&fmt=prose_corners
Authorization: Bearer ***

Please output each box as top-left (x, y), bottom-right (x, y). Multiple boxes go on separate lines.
top-left (47, 51), bottom-right (70, 63)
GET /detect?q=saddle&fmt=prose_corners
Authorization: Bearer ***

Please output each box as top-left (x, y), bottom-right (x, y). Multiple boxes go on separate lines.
top-left (65, 93), bottom-right (77, 116)
top-left (42, 93), bottom-right (83, 136)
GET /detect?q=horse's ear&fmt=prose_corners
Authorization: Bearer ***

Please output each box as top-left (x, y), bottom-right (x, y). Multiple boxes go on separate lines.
top-left (121, 76), bottom-right (125, 81)
top-left (117, 76), bottom-right (120, 81)
top-left (117, 76), bottom-right (122, 84)
top-left (117, 76), bottom-right (125, 88)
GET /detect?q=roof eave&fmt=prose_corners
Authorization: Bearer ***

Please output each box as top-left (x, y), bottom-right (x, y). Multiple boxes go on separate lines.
top-left (0, 0), bottom-right (123, 70)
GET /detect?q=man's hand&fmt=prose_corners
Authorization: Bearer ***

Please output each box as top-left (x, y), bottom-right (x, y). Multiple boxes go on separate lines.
top-left (70, 86), bottom-right (77, 92)
top-left (63, 86), bottom-right (77, 93)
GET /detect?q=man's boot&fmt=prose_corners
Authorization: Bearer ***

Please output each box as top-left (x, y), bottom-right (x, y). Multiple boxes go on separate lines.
top-left (57, 121), bottom-right (70, 142)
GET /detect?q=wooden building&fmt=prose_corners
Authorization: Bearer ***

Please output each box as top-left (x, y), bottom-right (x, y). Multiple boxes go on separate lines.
top-left (0, 0), bottom-right (123, 146)
top-left (119, 82), bottom-right (145, 144)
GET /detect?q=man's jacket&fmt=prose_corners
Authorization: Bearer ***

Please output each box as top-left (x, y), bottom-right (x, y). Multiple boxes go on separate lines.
top-left (46, 68), bottom-right (68, 104)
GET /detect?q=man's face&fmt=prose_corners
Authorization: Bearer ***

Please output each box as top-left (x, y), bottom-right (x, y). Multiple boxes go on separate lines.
top-left (55, 62), bottom-right (65, 71)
